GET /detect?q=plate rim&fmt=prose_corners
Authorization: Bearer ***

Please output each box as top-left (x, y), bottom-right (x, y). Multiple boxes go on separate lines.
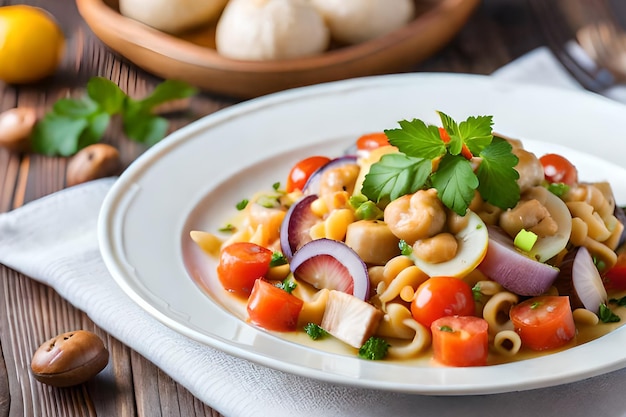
top-left (98, 72), bottom-right (626, 395)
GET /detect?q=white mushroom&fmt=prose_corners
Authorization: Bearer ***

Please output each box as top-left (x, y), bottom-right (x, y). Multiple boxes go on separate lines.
top-left (215, 0), bottom-right (330, 61)
top-left (309, 0), bottom-right (415, 45)
top-left (119, 0), bottom-right (228, 34)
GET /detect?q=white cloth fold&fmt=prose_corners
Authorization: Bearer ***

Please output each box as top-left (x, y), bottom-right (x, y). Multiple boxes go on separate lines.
top-left (2, 48), bottom-right (626, 417)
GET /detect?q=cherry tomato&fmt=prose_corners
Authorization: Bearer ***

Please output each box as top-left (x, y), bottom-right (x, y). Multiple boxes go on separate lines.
top-left (438, 127), bottom-right (473, 160)
top-left (216, 242), bottom-right (272, 297)
top-left (247, 279), bottom-right (303, 332)
top-left (603, 252), bottom-right (626, 291)
top-left (509, 295), bottom-right (575, 351)
top-left (431, 316), bottom-right (489, 367)
top-left (410, 276), bottom-right (476, 328)
top-left (539, 153), bottom-right (578, 186)
top-left (356, 132), bottom-right (390, 151)
top-left (285, 155), bottom-right (331, 193)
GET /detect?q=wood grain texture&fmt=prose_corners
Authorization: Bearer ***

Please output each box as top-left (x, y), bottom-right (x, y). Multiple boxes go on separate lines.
top-left (0, 0), bottom-right (551, 415)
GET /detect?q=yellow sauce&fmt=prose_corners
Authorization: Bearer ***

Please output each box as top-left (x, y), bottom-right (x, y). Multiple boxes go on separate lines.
top-left (194, 268), bottom-right (626, 367)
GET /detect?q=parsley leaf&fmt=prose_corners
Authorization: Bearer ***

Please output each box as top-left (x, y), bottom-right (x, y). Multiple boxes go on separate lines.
top-left (431, 154), bottom-right (478, 216)
top-left (275, 278), bottom-right (297, 294)
top-left (31, 77), bottom-right (197, 156)
top-left (304, 323), bottom-right (328, 340)
top-left (599, 303), bottom-right (621, 323)
top-left (270, 252), bottom-right (288, 267)
top-left (358, 337), bottom-right (390, 360)
top-left (361, 153), bottom-right (432, 205)
top-left (385, 119), bottom-right (445, 160)
top-left (31, 114), bottom-right (89, 156)
top-left (361, 112), bottom-right (521, 215)
top-left (476, 136), bottom-right (520, 209)
top-left (450, 113), bottom-right (494, 155)
top-left (399, 240), bottom-right (413, 256)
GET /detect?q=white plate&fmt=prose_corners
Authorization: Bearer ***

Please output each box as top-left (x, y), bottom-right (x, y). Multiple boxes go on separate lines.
top-left (98, 73), bottom-right (626, 395)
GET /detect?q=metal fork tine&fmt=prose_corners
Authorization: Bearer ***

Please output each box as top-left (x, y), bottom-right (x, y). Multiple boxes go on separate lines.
top-left (575, 0), bottom-right (626, 81)
top-left (529, 0), bottom-right (618, 93)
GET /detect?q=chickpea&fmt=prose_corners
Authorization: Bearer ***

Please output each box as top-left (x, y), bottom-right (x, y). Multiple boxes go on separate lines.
top-left (412, 233), bottom-right (458, 264)
top-left (318, 163), bottom-right (360, 210)
top-left (469, 191), bottom-right (502, 225)
top-left (0, 107), bottom-right (37, 153)
top-left (447, 209), bottom-right (470, 234)
top-left (383, 188), bottom-right (446, 244)
top-left (512, 147), bottom-right (544, 193)
top-left (499, 198), bottom-right (558, 238)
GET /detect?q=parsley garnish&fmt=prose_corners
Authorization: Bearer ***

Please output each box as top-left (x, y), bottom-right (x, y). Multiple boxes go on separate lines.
top-left (270, 252), bottom-right (288, 267)
top-left (599, 303), bottom-right (621, 323)
top-left (304, 323), bottom-right (328, 340)
top-left (546, 182), bottom-right (570, 198)
top-left (218, 224), bottom-right (236, 233)
top-left (471, 283), bottom-right (483, 301)
top-left (31, 77), bottom-right (197, 156)
top-left (361, 112), bottom-right (520, 215)
top-left (275, 277), bottom-right (297, 294)
top-left (358, 337), bottom-right (390, 360)
top-left (399, 240), bottom-right (413, 256)
top-left (610, 296), bottom-right (626, 307)
top-left (236, 199), bottom-right (249, 210)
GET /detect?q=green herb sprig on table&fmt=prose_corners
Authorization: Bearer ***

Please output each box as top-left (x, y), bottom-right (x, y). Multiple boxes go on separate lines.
top-left (31, 77), bottom-right (198, 156)
top-left (361, 111), bottom-right (521, 216)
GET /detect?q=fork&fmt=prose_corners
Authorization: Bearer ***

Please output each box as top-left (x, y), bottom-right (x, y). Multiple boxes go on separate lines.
top-left (529, 0), bottom-right (619, 94)
top-left (577, 18), bottom-right (626, 82)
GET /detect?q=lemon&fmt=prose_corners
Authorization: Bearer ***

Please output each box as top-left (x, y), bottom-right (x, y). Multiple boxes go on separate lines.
top-left (0, 5), bottom-right (65, 84)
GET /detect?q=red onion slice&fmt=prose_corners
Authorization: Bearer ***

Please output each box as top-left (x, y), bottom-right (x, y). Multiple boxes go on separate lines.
top-left (290, 238), bottom-right (370, 301)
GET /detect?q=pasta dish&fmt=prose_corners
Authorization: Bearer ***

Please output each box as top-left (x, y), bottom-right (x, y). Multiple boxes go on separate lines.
top-left (190, 111), bottom-right (626, 366)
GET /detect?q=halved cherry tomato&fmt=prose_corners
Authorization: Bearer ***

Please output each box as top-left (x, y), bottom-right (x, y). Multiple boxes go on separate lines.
top-left (356, 132), bottom-right (390, 151)
top-left (539, 153), bottom-right (578, 186)
top-left (411, 276), bottom-right (476, 328)
top-left (510, 295), bottom-right (575, 351)
top-left (431, 316), bottom-right (489, 367)
top-left (285, 155), bottom-right (331, 193)
top-left (604, 251), bottom-right (626, 291)
top-left (247, 279), bottom-right (304, 331)
top-left (438, 127), bottom-right (473, 160)
top-left (216, 242), bottom-right (272, 297)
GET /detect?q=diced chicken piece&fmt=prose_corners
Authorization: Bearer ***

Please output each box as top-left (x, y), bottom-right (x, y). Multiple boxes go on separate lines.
top-left (320, 290), bottom-right (383, 348)
top-left (344, 220), bottom-right (400, 265)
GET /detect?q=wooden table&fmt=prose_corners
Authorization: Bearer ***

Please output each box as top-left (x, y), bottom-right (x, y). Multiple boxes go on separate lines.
top-left (0, 0), bottom-right (590, 415)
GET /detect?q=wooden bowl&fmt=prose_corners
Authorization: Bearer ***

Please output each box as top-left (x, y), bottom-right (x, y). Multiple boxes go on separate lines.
top-left (76, 0), bottom-right (480, 99)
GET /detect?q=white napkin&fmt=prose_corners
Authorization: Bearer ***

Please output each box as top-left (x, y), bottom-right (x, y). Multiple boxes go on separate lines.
top-left (3, 48), bottom-right (626, 417)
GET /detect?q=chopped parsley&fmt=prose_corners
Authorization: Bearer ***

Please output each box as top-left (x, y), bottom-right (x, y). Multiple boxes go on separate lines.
top-left (546, 182), bottom-right (570, 197)
top-left (599, 303), bottom-right (621, 323)
top-left (304, 323), bottom-right (328, 340)
top-left (610, 295), bottom-right (626, 307)
top-left (361, 112), bottom-right (520, 216)
top-left (399, 240), bottom-right (413, 256)
top-left (236, 199), bottom-right (249, 210)
top-left (471, 283), bottom-right (483, 302)
top-left (218, 224), bottom-right (236, 233)
top-left (270, 252), bottom-right (288, 268)
top-left (358, 337), bottom-right (390, 360)
top-left (275, 278), bottom-right (297, 294)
